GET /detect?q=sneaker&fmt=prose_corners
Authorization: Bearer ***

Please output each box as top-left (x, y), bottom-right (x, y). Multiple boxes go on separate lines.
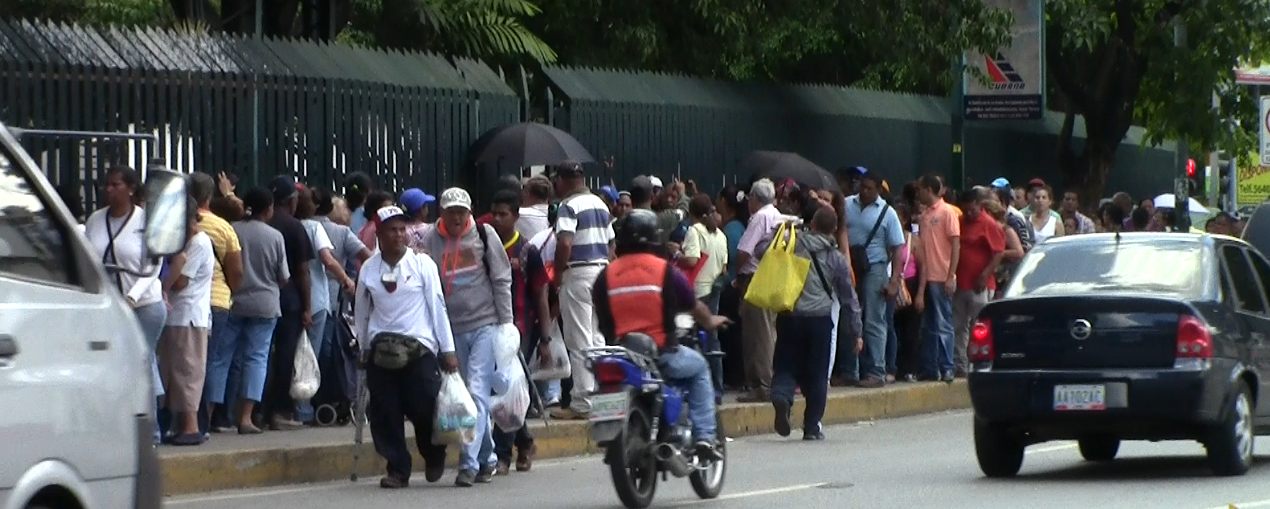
top-left (549, 407), bottom-right (590, 420)
top-left (772, 398), bottom-right (792, 437)
top-left (516, 444), bottom-right (537, 472)
top-left (941, 371), bottom-right (955, 383)
top-left (495, 460), bottom-right (510, 476)
top-left (270, 416), bottom-right (305, 431)
top-left (736, 390), bottom-right (769, 403)
top-left (379, 475), bottom-right (408, 489)
top-left (424, 465), bottom-right (445, 483)
top-left (803, 430), bottom-right (825, 441)
top-left (475, 464), bottom-right (495, 483)
top-left (857, 377), bottom-right (885, 388)
top-left (543, 397), bottom-right (561, 408)
top-left (454, 469), bottom-right (476, 487)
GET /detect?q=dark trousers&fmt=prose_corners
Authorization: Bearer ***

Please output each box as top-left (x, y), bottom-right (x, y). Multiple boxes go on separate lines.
top-left (718, 284), bottom-right (746, 388)
top-left (263, 309), bottom-right (304, 419)
top-left (367, 352), bottom-right (448, 480)
top-left (772, 315), bottom-right (833, 432)
top-left (893, 278), bottom-right (923, 377)
top-left (494, 423), bottom-right (534, 462)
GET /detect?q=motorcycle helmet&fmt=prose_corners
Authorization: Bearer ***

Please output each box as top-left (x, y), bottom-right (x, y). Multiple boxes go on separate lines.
top-left (614, 208), bottom-right (661, 253)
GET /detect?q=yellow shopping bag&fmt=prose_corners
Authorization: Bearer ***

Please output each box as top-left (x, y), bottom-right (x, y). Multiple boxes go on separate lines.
top-left (743, 222), bottom-right (810, 312)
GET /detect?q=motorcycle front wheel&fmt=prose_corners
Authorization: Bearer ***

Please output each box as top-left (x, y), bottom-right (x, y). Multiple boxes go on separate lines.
top-left (689, 412), bottom-right (727, 499)
top-left (607, 404), bottom-right (658, 509)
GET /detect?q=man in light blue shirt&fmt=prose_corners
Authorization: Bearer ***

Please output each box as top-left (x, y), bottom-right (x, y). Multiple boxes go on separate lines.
top-left (844, 173), bottom-right (905, 387)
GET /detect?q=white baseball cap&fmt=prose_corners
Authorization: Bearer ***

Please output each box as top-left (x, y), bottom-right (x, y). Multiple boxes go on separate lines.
top-left (376, 205), bottom-right (408, 224)
top-left (439, 187), bottom-right (472, 211)
top-left (649, 176), bottom-right (664, 189)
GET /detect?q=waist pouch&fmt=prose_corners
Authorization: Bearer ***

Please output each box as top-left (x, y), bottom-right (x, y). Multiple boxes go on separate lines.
top-left (370, 332), bottom-right (431, 370)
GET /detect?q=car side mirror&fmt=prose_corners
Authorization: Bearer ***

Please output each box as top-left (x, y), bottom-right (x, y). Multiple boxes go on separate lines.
top-left (143, 168), bottom-right (187, 257)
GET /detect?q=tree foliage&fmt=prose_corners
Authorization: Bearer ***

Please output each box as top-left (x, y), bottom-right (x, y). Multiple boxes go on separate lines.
top-left (1047, 0), bottom-right (1270, 200)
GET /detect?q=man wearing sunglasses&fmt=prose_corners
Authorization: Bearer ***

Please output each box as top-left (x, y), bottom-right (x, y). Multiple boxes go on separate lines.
top-left (353, 205), bottom-right (459, 489)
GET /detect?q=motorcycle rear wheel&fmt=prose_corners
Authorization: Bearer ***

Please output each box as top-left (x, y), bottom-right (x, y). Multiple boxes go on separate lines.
top-left (607, 404), bottom-right (658, 509)
top-left (689, 413), bottom-right (727, 499)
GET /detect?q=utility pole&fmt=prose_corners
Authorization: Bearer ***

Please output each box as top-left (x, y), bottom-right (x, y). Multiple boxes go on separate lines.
top-left (950, 14), bottom-right (966, 192)
top-left (1173, 17), bottom-right (1191, 231)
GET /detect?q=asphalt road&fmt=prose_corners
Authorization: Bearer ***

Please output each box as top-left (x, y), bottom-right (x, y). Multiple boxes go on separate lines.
top-left (166, 409), bottom-right (1270, 509)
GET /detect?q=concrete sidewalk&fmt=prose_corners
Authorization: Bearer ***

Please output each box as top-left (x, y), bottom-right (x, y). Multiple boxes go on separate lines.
top-left (160, 380), bottom-right (970, 495)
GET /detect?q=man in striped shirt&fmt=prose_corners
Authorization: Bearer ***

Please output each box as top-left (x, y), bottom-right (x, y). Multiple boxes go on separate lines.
top-left (549, 161), bottom-right (615, 420)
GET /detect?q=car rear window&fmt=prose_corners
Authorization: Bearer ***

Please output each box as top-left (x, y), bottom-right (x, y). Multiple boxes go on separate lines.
top-left (1003, 237), bottom-right (1210, 299)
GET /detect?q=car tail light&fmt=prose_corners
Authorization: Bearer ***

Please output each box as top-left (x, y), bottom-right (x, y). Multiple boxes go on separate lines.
top-left (594, 361), bottom-right (627, 385)
top-left (968, 319), bottom-right (993, 362)
top-left (1176, 314), bottom-right (1213, 359)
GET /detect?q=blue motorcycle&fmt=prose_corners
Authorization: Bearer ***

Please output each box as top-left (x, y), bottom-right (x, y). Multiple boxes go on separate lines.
top-left (585, 316), bottom-right (726, 509)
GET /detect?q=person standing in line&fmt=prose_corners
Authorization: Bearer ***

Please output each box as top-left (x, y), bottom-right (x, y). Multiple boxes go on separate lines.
top-left (159, 197), bottom-right (215, 446)
top-left (844, 174), bottom-right (905, 388)
top-left (85, 165), bottom-right (166, 443)
top-left (517, 175), bottom-right (553, 239)
top-left (353, 205), bottom-right (458, 489)
top-left (524, 206), bottom-right (564, 409)
top-left (311, 186), bottom-right (372, 351)
top-left (678, 193), bottom-right (730, 402)
top-left (548, 161), bottom-right (615, 421)
top-left (913, 175), bottom-right (960, 383)
top-left (399, 187), bottom-right (436, 250)
top-left (207, 188), bottom-right (289, 434)
top-left (358, 190), bottom-right (396, 253)
top-left (952, 188), bottom-right (1005, 375)
top-left (345, 172), bottom-right (375, 235)
top-left (187, 172), bottom-right (244, 436)
top-left (418, 187), bottom-right (514, 487)
top-left (294, 184), bottom-right (356, 423)
top-left (715, 185), bottom-right (750, 390)
top-left (264, 176), bottom-right (316, 430)
top-left (733, 178), bottom-right (782, 403)
top-left (487, 190), bottom-right (540, 474)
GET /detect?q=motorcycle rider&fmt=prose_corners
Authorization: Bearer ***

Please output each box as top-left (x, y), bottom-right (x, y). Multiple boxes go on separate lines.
top-left (592, 209), bottom-right (730, 460)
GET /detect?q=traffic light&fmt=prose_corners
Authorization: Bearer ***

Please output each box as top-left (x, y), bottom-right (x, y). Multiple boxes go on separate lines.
top-left (1187, 158), bottom-right (1204, 196)
top-left (1216, 153), bottom-right (1235, 211)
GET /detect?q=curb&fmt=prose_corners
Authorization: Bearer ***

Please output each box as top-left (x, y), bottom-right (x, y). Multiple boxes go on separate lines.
top-left (162, 380), bottom-right (969, 495)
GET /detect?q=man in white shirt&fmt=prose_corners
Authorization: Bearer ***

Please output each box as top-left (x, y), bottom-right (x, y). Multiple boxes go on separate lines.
top-left (517, 175), bottom-right (552, 239)
top-left (353, 206), bottom-right (459, 489)
top-left (733, 178), bottom-right (782, 402)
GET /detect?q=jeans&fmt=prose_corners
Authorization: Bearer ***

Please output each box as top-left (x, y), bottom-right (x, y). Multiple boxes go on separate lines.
top-left (771, 315), bottom-right (833, 434)
top-left (658, 346), bottom-right (717, 442)
top-left (206, 315), bottom-right (278, 404)
top-left (952, 288), bottom-right (991, 373)
top-left (454, 324), bottom-right (498, 472)
top-left (885, 297), bottom-right (898, 375)
top-left (297, 310), bottom-right (330, 422)
top-left (698, 283), bottom-right (723, 401)
top-left (858, 264), bottom-right (890, 380)
top-left (921, 282), bottom-right (955, 377)
top-left (366, 351), bottom-right (447, 481)
top-left (560, 265), bottom-right (604, 412)
top-left (537, 380), bottom-right (561, 404)
top-left (133, 302), bottom-right (167, 442)
top-left (494, 422), bottom-right (535, 462)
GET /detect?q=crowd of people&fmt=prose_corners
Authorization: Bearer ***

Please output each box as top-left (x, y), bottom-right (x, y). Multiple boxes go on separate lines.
top-left (68, 159), bottom-right (1248, 488)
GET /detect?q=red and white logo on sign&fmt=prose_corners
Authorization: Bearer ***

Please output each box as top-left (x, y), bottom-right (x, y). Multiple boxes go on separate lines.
top-left (983, 53), bottom-right (1026, 91)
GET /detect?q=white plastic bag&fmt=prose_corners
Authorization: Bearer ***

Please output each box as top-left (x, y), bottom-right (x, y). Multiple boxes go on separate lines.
top-left (528, 321), bottom-right (570, 381)
top-left (290, 331), bottom-right (320, 400)
top-left (490, 324), bottom-right (531, 431)
top-left (433, 372), bottom-right (479, 446)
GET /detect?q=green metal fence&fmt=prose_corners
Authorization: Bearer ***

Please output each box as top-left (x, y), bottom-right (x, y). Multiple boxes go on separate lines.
top-left (541, 66), bottom-right (1177, 200)
top-left (0, 19), bottom-right (519, 210)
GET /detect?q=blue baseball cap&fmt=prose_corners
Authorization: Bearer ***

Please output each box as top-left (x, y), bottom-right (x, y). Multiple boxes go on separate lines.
top-left (599, 185), bottom-right (619, 202)
top-left (399, 188), bottom-right (435, 214)
top-left (990, 177), bottom-right (1011, 189)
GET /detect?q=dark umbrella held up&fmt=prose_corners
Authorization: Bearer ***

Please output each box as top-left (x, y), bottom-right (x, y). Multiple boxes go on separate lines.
top-left (739, 150), bottom-right (836, 190)
top-left (470, 122), bottom-right (596, 169)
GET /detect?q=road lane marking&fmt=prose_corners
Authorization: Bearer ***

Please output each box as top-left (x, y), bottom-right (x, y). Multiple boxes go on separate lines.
top-left (663, 483), bottom-right (829, 506)
top-left (1206, 500), bottom-right (1270, 509)
top-left (1025, 442), bottom-right (1077, 455)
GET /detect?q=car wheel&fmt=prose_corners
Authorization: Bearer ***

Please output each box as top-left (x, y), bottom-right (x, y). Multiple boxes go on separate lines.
top-left (1206, 382), bottom-right (1255, 477)
top-left (1077, 435), bottom-right (1120, 462)
top-left (973, 416), bottom-right (1024, 478)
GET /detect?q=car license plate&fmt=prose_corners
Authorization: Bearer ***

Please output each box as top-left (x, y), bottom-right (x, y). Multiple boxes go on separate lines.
top-left (589, 392), bottom-right (629, 422)
top-left (1053, 384), bottom-right (1106, 411)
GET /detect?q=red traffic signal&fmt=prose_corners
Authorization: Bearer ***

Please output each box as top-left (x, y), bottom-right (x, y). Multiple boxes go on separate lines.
top-left (1187, 159), bottom-right (1196, 177)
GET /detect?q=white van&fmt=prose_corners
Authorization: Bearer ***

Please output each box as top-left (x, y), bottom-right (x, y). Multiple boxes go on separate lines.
top-left (0, 123), bottom-right (185, 509)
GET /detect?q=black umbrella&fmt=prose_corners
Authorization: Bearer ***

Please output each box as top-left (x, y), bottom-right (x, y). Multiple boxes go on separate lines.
top-left (470, 122), bottom-right (596, 169)
top-left (739, 150), bottom-right (836, 190)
